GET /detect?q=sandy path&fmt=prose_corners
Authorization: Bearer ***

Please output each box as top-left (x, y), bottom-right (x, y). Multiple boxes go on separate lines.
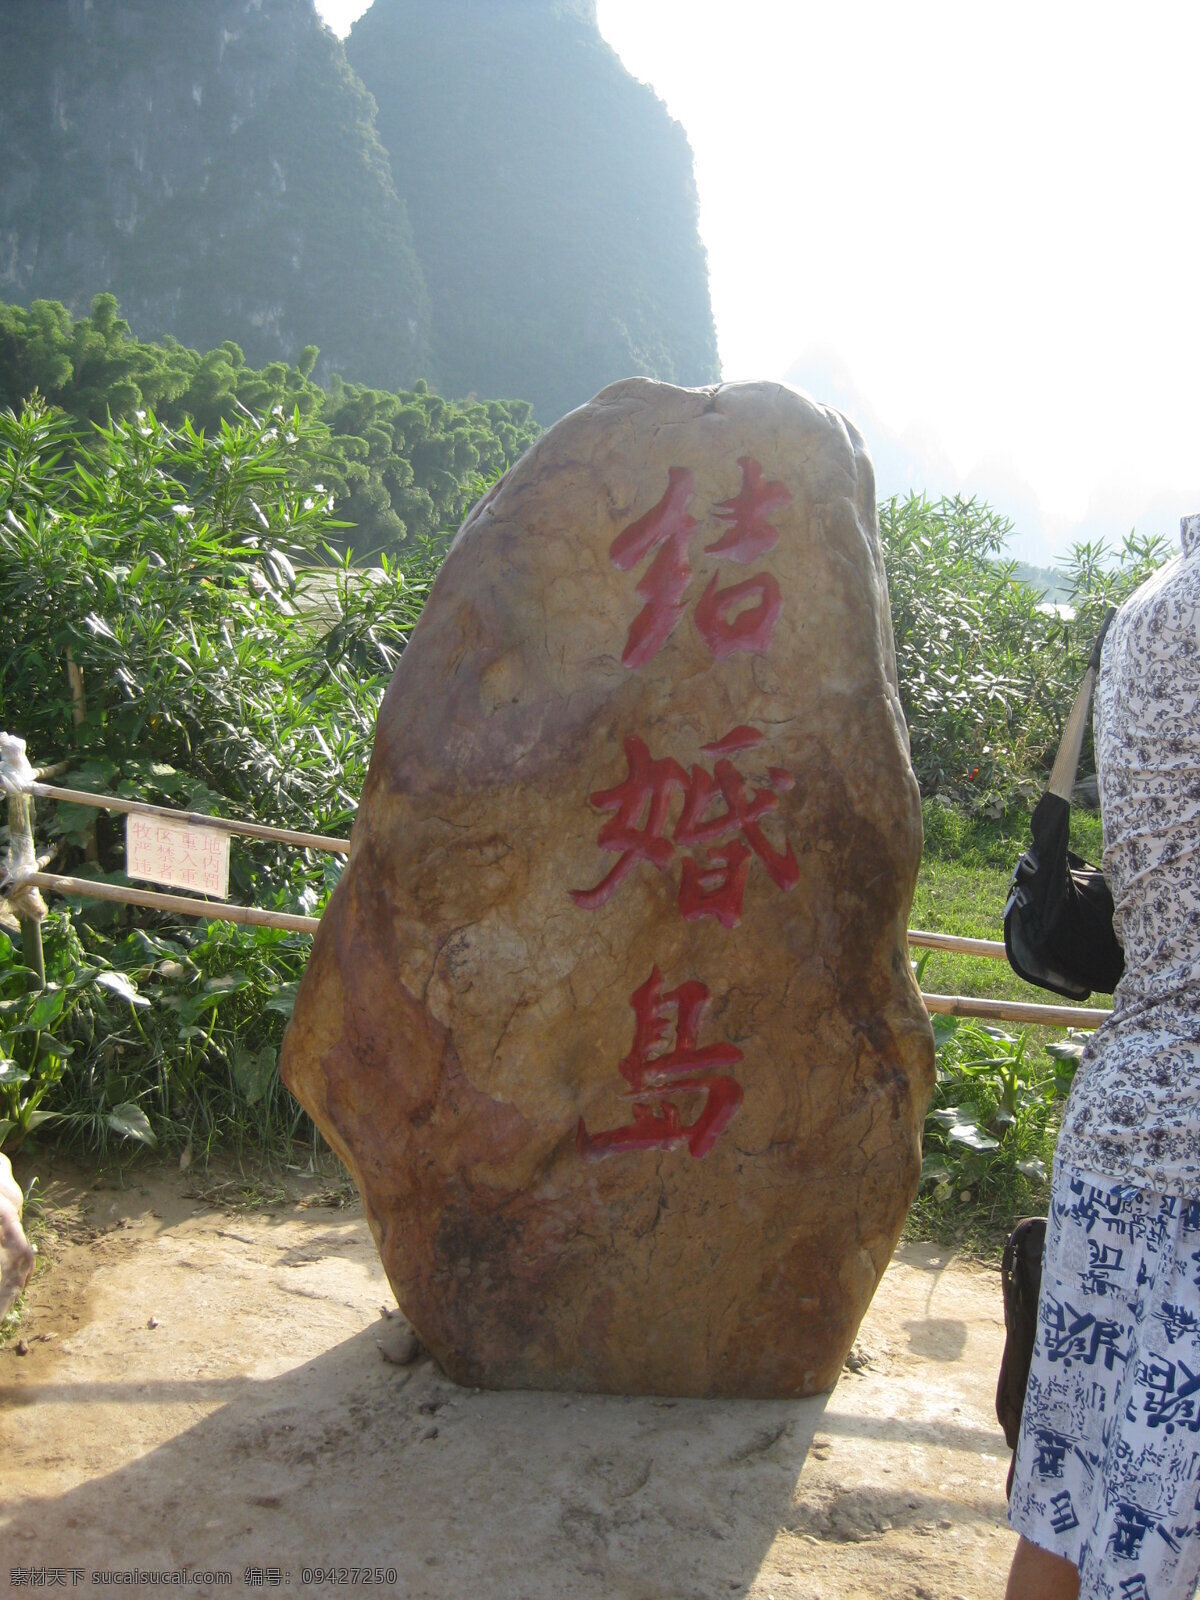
top-left (0, 1160), bottom-right (1017, 1599)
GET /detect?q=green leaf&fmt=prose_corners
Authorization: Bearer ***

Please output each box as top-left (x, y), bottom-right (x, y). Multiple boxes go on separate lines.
top-left (104, 1103), bottom-right (157, 1146)
top-left (64, 758), bottom-right (118, 793)
top-left (123, 928), bottom-right (187, 961)
top-left (174, 990), bottom-right (224, 1027)
top-left (931, 1014), bottom-right (959, 1047)
top-left (1045, 1041), bottom-right (1086, 1061)
top-left (264, 982), bottom-right (298, 1018)
top-left (930, 1105), bottom-right (979, 1128)
top-left (48, 800), bottom-right (100, 847)
top-left (232, 1044), bottom-right (277, 1105)
top-left (82, 611), bottom-right (119, 642)
top-left (36, 1035), bottom-right (74, 1062)
top-left (946, 1123), bottom-right (1000, 1152)
top-left (203, 972), bottom-right (249, 994)
top-left (0, 1060), bottom-right (30, 1087)
top-left (25, 986), bottom-right (67, 1031)
top-left (93, 969), bottom-right (150, 1008)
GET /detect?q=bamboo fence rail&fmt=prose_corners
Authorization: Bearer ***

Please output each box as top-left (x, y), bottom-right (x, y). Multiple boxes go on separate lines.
top-left (21, 870), bottom-right (320, 936)
top-left (907, 928), bottom-right (1006, 959)
top-left (922, 991), bottom-right (1108, 1029)
top-left (29, 781), bottom-right (351, 855)
top-left (5, 763), bottom-right (1112, 1030)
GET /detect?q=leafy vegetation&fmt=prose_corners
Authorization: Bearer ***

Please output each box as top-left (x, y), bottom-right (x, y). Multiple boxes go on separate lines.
top-left (0, 397), bottom-right (1175, 1244)
top-left (0, 395), bottom-right (435, 839)
top-left (909, 803), bottom-right (1107, 1239)
top-left (0, 295), bottom-right (540, 558)
top-left (881, 493), bottom-right (1169, 803)
top-left (908, 1013), bottom-right (1085, 1240)
top-left (0, 396), bottom-right (434, 1157)
top-left (0, 914), bottom-right (154, 1155)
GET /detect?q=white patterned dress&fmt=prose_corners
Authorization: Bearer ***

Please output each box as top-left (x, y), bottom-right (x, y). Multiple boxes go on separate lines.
top-left (1009, 514), bottom-right (1200, 1599)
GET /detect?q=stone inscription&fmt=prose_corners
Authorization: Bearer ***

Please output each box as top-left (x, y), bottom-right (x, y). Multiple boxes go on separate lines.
top-left (575, 457), bottom-right (790, 1160)
top-left (609, 456), bottom-right (789, 667)
top-left (576, 967), bottom-right (744, 1160)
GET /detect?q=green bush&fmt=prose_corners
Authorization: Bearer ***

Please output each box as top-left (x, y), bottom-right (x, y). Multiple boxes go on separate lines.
top-left (0, 397), bottom-right (436, 1155)
top-left (880, 493), bottom-right (1170, 803)
top-left (909, 1013), bottom-right (1087, 1235)
top-left (0, 914), bottom-right (153, 1154)
top-left (0, 394), bottom-right (1177, 1167)
top-left (0, 294), bottom-right (541, 558)
top-left (0, 397), bottom-right (434, 836)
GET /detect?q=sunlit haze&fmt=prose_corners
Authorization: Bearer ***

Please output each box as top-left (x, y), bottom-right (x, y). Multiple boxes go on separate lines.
top-left (317, 0), bottom-right (1200, 565)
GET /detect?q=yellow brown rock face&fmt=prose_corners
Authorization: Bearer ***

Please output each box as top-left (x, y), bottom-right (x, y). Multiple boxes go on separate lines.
top-left (280, 378), bottom-right (934, 1398)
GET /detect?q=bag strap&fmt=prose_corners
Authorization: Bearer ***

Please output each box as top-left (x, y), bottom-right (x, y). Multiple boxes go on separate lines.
top-left (1046, 607), bottom-right (1117, 802)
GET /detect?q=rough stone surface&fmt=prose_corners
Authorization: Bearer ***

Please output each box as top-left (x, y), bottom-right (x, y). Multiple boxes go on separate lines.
top-left (280, 378), bottom-right (934, 1398)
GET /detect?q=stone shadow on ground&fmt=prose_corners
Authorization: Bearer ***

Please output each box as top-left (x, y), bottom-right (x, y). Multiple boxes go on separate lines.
top-left (1, 1169), bottom-right (1014, 1599)
top-left (3, 1327), bottom-right (834, 1600)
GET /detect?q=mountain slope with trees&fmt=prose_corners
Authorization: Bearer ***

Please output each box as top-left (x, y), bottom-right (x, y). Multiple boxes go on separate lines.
top-left (348, 0), bottom-right (720, 421)
top-left (0, 0), bottom-right (432, 394)
top-left (0, 0), bottom-right (719, 423)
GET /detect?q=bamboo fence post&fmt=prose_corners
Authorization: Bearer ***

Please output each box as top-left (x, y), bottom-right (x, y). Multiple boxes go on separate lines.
top-left (7, 791), bottom-right (46, 989)
top-left (65, 646), bottom-right (99, 862)
top-left (1, 734), bottom-right (47, 989)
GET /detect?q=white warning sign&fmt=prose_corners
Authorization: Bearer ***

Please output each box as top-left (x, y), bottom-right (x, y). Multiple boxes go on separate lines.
top-left (126, 813), bottom-right (230, 900)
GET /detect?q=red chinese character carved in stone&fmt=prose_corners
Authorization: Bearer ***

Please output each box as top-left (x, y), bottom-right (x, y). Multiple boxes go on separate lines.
top-left (608, 467), bottom-right (699, 670)
top-left (572, 726), bottom-right (798, 927)
top-left (577, 967), bottom-right (744, 1159)
top-left (610, 458), bottom-right (790, 668)
top-left (569, 736), bottom-right (688, 910)
top-left (675, 727), bottom-right (800, 926)
top-left (694, 570), bottom-right (783, 660)
top-left (706, 456), bottom-right (792, 562)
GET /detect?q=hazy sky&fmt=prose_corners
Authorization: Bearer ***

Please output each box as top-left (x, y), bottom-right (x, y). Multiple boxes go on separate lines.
top-left (316, 1), bottom-right (1199, 565)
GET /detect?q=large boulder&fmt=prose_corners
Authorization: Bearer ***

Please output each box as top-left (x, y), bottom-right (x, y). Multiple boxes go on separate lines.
top-left (280, 378), bottom-right (934, 1398)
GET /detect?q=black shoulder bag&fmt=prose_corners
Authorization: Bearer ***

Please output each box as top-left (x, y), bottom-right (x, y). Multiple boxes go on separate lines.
top-left (996, 1214), bottom-right (1047, 1497)
top-left (1003, 609), bottom-right (1125, 1001)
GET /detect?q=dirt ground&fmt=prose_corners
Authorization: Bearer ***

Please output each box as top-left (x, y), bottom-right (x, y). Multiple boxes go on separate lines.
top-left (0, 1155), bottom-right (1018, 1600)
